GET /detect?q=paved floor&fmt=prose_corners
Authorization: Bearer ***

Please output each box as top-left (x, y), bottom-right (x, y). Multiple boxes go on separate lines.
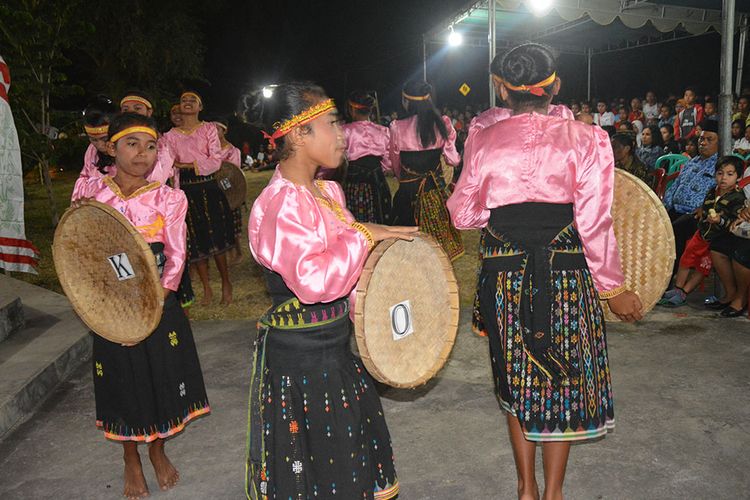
top-left (1, 304), bottom-right (749, 499)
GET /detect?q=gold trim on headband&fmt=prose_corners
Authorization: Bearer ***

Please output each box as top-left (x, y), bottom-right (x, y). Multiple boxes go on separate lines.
top-left (274, 98), bottom-right (336, 135)
top-left (84, 125), bottom-right (109, 135)
top-left (110, 126), bottom-right (158, 143)
top-left (120, 95), bottom-right (153, 109)
top-left (181, 92), bottom-right (203, 105)
top-left (402, 91), bottom-right (430, 101)
top-left (493, 72), bottom-right (557, 95)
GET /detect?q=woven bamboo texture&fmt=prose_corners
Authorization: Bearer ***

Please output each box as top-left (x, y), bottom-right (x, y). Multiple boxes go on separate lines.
top-left (354, 233), bottom-right (459, 388)
top-left (603, 169), bottom-right (675, 321)
top-left (52, 200), bottom-right (163, 343)
top-left (216, 161), bottom-right (248, 209)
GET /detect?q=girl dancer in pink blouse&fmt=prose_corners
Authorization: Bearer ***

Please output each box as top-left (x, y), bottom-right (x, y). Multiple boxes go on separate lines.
top-left (245, 82), bottom-right (414, 500)
top-left (340, 90), bottom-right (393, 224)
top-left (72, 113), bottom-right (209, 499)
top-left (163, 91), bottom-right (235, 305)
top-left (389, 81), bottom-right (464, 260)
top-left (448, 44), bottom-right (642, 500)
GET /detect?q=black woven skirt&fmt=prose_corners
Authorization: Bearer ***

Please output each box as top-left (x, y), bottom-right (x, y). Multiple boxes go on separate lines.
top-left (181, 177), bottom-right (236, 263)
top-left (246, 300), bottom-right (398, 500)
top-left (93, 293), bottom-right (210, 441)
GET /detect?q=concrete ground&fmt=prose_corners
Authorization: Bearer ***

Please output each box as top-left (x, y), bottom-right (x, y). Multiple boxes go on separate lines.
top-left (0, 304), bottom-right (749, 499)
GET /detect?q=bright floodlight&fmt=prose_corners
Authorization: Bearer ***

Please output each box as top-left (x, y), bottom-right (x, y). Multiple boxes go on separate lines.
top-left (448, 28), bottom-right (463, 47)
top-left (527, 0), bottom-right (554, 16)
top-left (262, 86), bottom-right (274, 98)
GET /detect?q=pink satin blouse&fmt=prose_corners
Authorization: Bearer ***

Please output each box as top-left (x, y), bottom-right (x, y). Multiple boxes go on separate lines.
top-left (343, 121), bottom-right (392, 173)
top-left (248, 168), bottom-right (370, 305)
top-left (447, 112), bottom-right (624, 294)
top-left (220, 142), bottom-right (241, 167)
top-left (467, 104), bottom-right (574, 139)
top-left (162, 122), bottom-right (223, 183)
top-left (388, 115), bottom-right (460, 178)
top-left (71, 176), bottom-right (188, 291)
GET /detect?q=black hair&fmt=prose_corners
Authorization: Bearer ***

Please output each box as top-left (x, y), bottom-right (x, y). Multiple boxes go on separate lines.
top-left (238, 81), bottom-right (328, 161)
top-left (401, 80), bottom-right (447, 147)
top-left (348, 89), bottom-right (376, 118)
top-left (659, 124), bottom-right (674, 138)
top-left (107, 112), bottom-right (158, 142)
top-left (497, 43), bottom-right (556, 107)
top-left (683, 136), bottom-right (699, 151)
top-left (716, 155), bottom-right (745, 177)
top-left (83, 95), bottom-right (116, 128)
top-left (740, 94), bottom-right (750, 103)
top-left (684, 87), bottom-right (697, 95)
top-left (732, 119), bottom-right (746, 136)
top-left (611, 132), bottom-right (635, 155)
top-left (643, 124), bottom-right (664, 148)
top-left (601, 125), bottom-right (616, 137)
top-left (618, 121), bottom-right (634, 131)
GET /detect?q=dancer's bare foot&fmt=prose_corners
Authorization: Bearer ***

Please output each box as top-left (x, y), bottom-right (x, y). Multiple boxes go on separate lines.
top-left (220, 282), bottom-right (233, 306)
top-left (148, 440), bottom-right (179, 491)
top-left (200, 288), bottom-right (213, 306)
top-left (123, 447), bottom-right (149, 499)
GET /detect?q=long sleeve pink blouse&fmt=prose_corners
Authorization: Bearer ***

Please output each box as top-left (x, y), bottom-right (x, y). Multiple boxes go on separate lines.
top-left (342, 121), bottom-right (392, 173)
top-left (388, 115), bottom-right (460, 178)
top-left (248, 169), bottom-right (370, 305)
top-left (71, 176), bottom-right (188, 291)
top-left (162, 122), bottom-right (223, 182)
top-left (72, 138), bottom-right (176, 199)
top-left (219, 142), bottom-right (241, 167)
top-left (447, 112), bottom-right (624, 294)
top-left (467, 104), bottom-right (574, 140)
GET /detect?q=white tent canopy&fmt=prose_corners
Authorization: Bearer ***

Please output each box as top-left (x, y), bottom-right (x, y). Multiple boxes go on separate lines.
top-left (423, 0), bottom-right (747, 153)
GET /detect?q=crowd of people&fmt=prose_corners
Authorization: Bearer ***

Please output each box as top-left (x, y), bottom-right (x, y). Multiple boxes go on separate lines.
top-left (68, 41), bottom-right (750, 500)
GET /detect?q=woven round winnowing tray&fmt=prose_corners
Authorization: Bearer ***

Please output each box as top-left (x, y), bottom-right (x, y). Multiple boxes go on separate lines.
top-left (215, 161), bottom-right (248, 209)
top-left (603, 169), bottom-right (675, 321)
top-left (52, 200), bottom-right (163, 343)
top-left (354, 233), bottom-right (459, 388)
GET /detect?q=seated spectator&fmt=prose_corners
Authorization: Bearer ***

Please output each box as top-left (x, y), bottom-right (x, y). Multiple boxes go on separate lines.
top-left (682, 136), bottom-right (699, 158)
top-left (732, 119), bottom-right (748, 151)
top-left (734, 120), bottom-right (750, 155)
top-left (576, 112), bottom-right (594, 125)
top-left (612, 132), bottom-right (649, 183)
top-left (643, 91), bottom-right (660, 122)
top-left (704, 98), bottom-right (718, 120)
top-left (601, 125), bottom-right (617, 137)
top-left (615, 105), bottom-right (628, 125)
top-left (618, 120), bottom-right (634, 133)
top-left (660, 156), bottom-right (746, 308)
top-left (732, 94), bottom-right (750, 126)
top-left (658, 104), bottom-right (675, 129)
top-left (727, 177), bottom-right (750, 316)
top-left (594, 100), bottom-right (615, 127)
top-left (629, 97), bottom-right (645, 123)
top-left (637, 125), bottom-right (665, 170)
top-left (674, 87), bottom-right (704, 140)
top-left (570, 101), bottom-right (581, 115)
top-left (660, 125), bottom-right (682, 154)
top-left (664, 119), bottom-right (720, 273)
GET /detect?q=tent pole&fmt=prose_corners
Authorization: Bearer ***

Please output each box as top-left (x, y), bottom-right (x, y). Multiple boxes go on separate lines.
top-left (423, 34), bottom-right (428, 81)
top-left (587, 47), bottom-right (592, 102)
top-left (720, 0), bottom-right (736, 155)
top-left (736, 14), bottom-right (748, 95)
top-left (489, 0), bottom-right (497, 108)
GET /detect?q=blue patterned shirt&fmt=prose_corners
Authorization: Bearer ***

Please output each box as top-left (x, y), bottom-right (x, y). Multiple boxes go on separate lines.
top-left (663, 153), bottom-right (718, 214)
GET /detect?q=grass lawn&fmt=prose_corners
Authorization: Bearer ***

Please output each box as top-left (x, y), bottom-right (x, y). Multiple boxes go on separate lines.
top-left (15, 170), bottom-right (479, 321)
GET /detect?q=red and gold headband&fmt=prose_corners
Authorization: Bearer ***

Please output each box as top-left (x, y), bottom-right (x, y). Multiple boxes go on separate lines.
top-left (120, 95), bottom-right (153, 110)
top-left (262, 98), bottom-right (336, 148)
top-left (170, 104), bottom-right (181, 113)
top-left (110, 126), bottom-right (158, 143)
top-left (181, 92), bottom-right (203, 106)
top-left (348, 100), bottom-right (371, 110)
top-left (84, 124), bottom-right (109, 136)
top-left (402, 91), bottom-right (430, 101)
top-left (492, 72), bottom-right (557, 97)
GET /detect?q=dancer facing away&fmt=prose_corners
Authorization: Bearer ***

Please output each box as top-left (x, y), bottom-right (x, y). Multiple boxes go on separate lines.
top-left (448, 43), bottom-right (643, 500)
top-left (72, 113), bottom-right (210, 499)
top-left (163, 90), bottom-right (236, 305)
top-left (340, 89), bottom-right (393, 224)
top-left (245, 82), bottom-right (414, 500)
top-left (389, 80), bottom-right (464, 260)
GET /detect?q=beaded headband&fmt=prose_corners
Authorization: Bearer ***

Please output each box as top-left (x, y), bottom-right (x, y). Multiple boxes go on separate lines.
top-left (402, 91), bottom-right (430, 101)
top-left (110, 126), bottom-right (158, 143)
top-left (262, 98), bottom-right (336, 148)
top-left (120, 95), bottom-right (153, 110)
top-left (348, 100), bottom-right (372, 110)
top-left (84, 124), bottom-right (109, 135)
top-left (492, 72), bottom-right (557, 97)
